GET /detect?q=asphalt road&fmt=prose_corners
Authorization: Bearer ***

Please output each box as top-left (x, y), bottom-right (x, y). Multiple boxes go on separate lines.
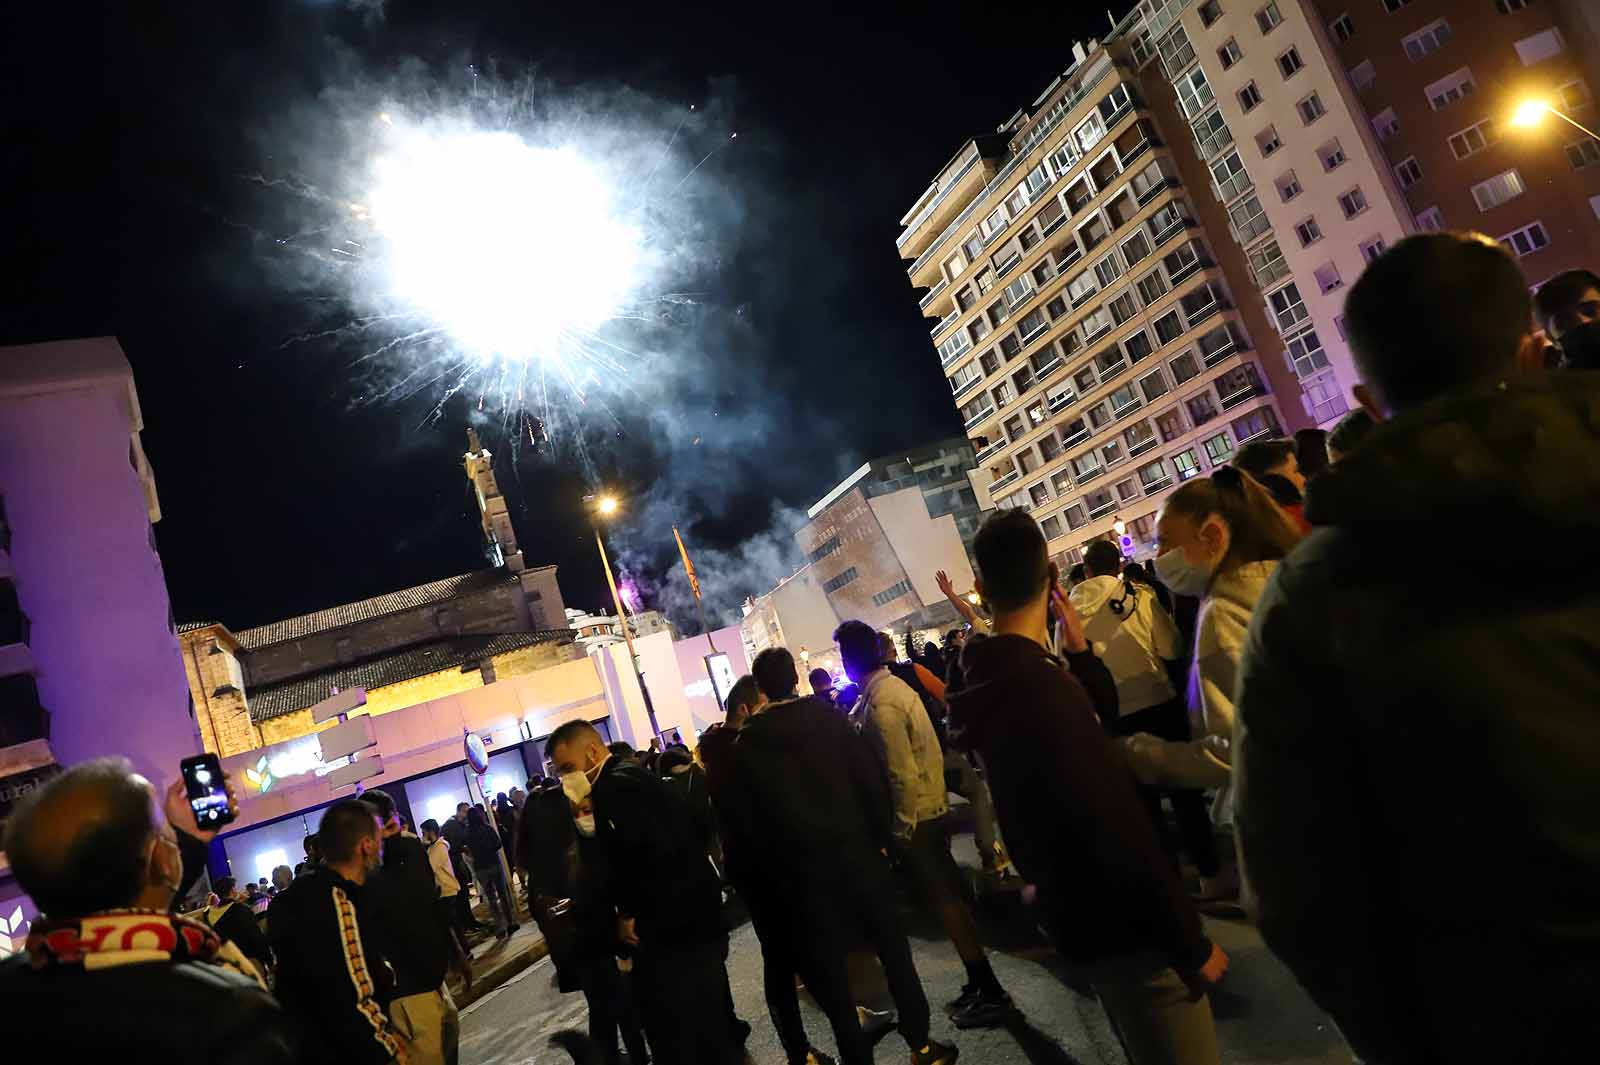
top-left (461, 859), bottom-right (1353, 1065)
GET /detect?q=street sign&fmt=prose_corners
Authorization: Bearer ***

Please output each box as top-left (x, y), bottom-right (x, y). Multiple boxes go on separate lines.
top-left (318, 715), bottom-right (378, 762)
top-left (327, 755), bottom-right (383, 790)
top-left (309, 687), bottom-right (368, 724)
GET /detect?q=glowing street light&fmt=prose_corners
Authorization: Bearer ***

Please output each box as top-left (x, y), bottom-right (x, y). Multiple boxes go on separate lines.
top-left (596, 495), bottom-right (619, 516)
top-left (1510, 97), bottom-right (1600, 141)
top-left (583, 492), bottom-right (661, 741)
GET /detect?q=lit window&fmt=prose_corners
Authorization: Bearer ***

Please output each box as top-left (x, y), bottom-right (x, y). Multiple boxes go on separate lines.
top-left (1515, 27), bottom-right (1565, 65)
top-left (1313, 262), bottom-right (1343, 294)
top-left (1295, 217), bottom-right (1323, 247)
top-left (1331, 13), bottom-right (1355, 42)
top-left (1471, 169), bottom-right (1526, 212)
top-left (1339, 187), bottom-right (1368, 218)
top-left (1176, 67), bottom-right (1216, 120)
top-left (1278, 47), bottom-right (1305, 79)
top-left (1284, 328), bottom-right (1329, 378)
top-left (1499, 221), bottom-right (1550, 258)
top-left (1297, 92), bottom-right (1327, 124)
top-left (1403, 19), bottom-right (1453, 62)
top-left (1256, 2), bottom-right (1284, 34)
top-left (1238, 81), bottom-right (1264, 112)
top-left (1359, 235), bottom-right (1387, 262)
top-left (1219, 38), bottom-right (1244, 69)
top-left (1448, 118), bottom-right (1500, 160)
top-left (1394, 156), bottom-right (1424, 188)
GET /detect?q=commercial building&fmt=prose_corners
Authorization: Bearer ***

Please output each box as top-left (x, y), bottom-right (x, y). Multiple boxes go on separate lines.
top-left (1305, 0), bottom-right (1600, 286)
top-left (0, 337), bottom-right (201, 956)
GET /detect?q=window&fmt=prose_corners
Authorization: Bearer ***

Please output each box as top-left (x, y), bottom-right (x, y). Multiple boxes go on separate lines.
top-left (1211, 151), bottom-right (1251, 201)
top-left (1040, 514), bottom-right (1063, 540)
top-left (1449, 118), bottom-right (1499, 159)
top-left (1109, 290), bottom-right (1140, 325)
top-left (1192, 109), bottom-right (1234, 159)
top-left (1471, 169), bottom-right (1525, 211)
top-left (1318, 139), bottom-right (1348, 171)
top-left (1567, 139), bottom-right (1600, 170)
top-left (1203, 431), bottom-right (1235, 465)
top-left (950, 360), bottom-right (983, 393)
top-left (1415, 205), bottom-right (1445, 231)
top-left (1372, 107), bottom-right (1400, 139)
top-left (1394, 156), bottom-right (1424, 188)
top-left (1155, 309), bottom-right (1186, 346)
top-left (1163, 238), bottom-right (1204, 281)
top-left (1495, 0), bottom-right (1531, 10)
top-left (1381, 0), bottom-right (1411, 9)
top-left (1232, 407), bottom-right (1282, 442)
top-left (1157, 406), bottom-right (1188, 440)
top-left (1403, 19), bottom-right (1453, 62)
top-left (1559, 80), bottom-right (1592, 111)
top-left (1074, 365), bottom-right (1098, 393)
top-left (1313, 262), bottom-right (1343, 294)
top-left (1099, 83), bottom-right (1135, 124)
top-left (1158, 23), bottom-right (1197, 77)
top-left (969, 318), bottom-right (992, 345)
top-left (1294, 216), bottom-right (1323, 247)
top-left (1138, 457), bottom-right (1172, 491)
top-left (1426, 68), bottom-right (1476, 110)
top-left (1500, 221), bottom-right (1550, 258)
top-left (1029, 481), bottom-right (1051, 507)
top-left (1049, 137), bottom-right (1080, 176)
top-left (1067, 271), bottom-right (1099, 307)
top-left (1121, 230), bottom-right (1153, 267)
top-left (1187, 392), bottom-right (1221, 426)
top-left (1082, 306), bottom-right (1114, 340)
top-left (1176, 67), bottom-right (1216, 121)
top-left (1349, 60), bottom-right (1376, 91)
top-left (1076, 111), bottom-right (1108, 153)
top-left (1168, 449), bottom-right (1200, 482)
top-left (1331, 13), bottom-right (1355, 42)
top-left (1359, 235), bottom-right (1387, 262)
top-left (1137, 269), bottom-right (1169, 304)
top-left (1064, 502), bottom-right (1090, 530)
top-left (1268, 282), bottom-right (1309, 331)
top-left (872, 580), bottom-right (913, 608)
top-left (1297, 92), bottom-right (1327, 124)
top-left (1276, 170), bottom-right (1302, 201)
top-left (955, 286), bottom-right (976, 313)
top-left (809, 536), bottom-right (841, 563)
top-left (1230, 194), bottom-right (1271, 243)
top-left (1094, 253), bottom-right (1126, 288)
top-left (1170, 351), bottom-right (1201, 386)
top-left (1278, 47), bottom-right (1305, 79)
top-left (1219, 38), bottom-right (1243, 69)
top-left (821, 567), bottom-right (859, 594)
top-left (975, 268), bottom-right (996, 294)
top-left (1248, 239), bottom-right (1289, 287)
top-left (1039, 434), bottom-right (1063, 462)
top-left (1339, 186), bottom-right (1368, 218)
top-left (1256, 125), bottom-right (1283, 156)
top-left (1256, 2), bottom-right (1283, 34)
top-left (1515, 27), bottom-right (1565, 65)
top-left (1139, 368), bottom-right (1170, 401)
top-left (1126, 331), bottom-right (1157, 366)
top-left (1116, 476), bottom-right (1140, 501)
top-left (938, 331), bottom-right (972, 365)
top-left (1285, 328), bottom-right (1329, 377)
top-left (1238, 81), bottom-right (1264, 112)
top-left (1019, 308), bottom-right (1049, 342)
top-left (960, 395), bottom-right (994, 424)
top-left (1110, 382), bottom-right (1142, 413)
top-left (1199, 0), bottom-right (1223, 26)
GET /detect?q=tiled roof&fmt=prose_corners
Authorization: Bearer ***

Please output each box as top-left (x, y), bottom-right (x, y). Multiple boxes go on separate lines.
top-left (247, 629), bottom-right (575, 722)
top-left (234, 570), bottom-right (520, 651)
top-left (176, 621), bottom-right (221, 633)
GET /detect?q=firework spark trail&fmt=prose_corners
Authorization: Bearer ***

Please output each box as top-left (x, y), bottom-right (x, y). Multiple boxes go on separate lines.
top-left (668, 132), bottom-right (739, 197)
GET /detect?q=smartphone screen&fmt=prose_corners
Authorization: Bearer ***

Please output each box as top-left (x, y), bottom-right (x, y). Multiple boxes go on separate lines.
top-left (181, 753), bottom-right (236, 830)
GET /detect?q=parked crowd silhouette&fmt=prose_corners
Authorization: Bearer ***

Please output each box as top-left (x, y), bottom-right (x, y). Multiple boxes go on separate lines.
top-left (4, 233), bottom-right (1599, 1065)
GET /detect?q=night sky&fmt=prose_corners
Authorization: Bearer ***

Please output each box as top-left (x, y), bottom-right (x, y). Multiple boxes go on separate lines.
top-left (2, 1), bottom-right (1102, 631)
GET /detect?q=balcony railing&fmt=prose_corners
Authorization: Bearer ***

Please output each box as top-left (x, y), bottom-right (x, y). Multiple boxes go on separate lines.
top-left (974, 437), bottom-right (1006, 463)
top-left (1136, 176), bottom-right (1178, 206)
top-left (1076, 466), bottom-right (1105, 487)
top-left (1117, 136), bottom-right (1152, 168)
top-left (995, 252), bottom-right (1023, 278)
top-left (931, 310), bottom-right (960, 337)
top-left (963, 405), bottom-right (996, 428)
top-left (918, 277), bottom-right (951, 311)
top-left (1167, 256), bottom-right (1204, 286)
top-left (1183, 297), bottom-right (1223, 328)
top-left (1235, 422), bottom-right (1276, 444)
top-left (953, 375), bottom-right (984, 400)
top-left (990, 468), bottom-right (1022, 493)
top-left (1151, 217), bottom-right (1190, 250)
top-left (1032, 353), bottom-right (1064, 379)
top-left (1201, 335), bottom-right (1240, 367)
top-left (1219, 382), bottom-right (1264, 410)
top-left (897, 148), bottom-right (982, 251)
top-left (1056, 243), bottom-right (1085, 270)
top-left (1048, 390), bottom-right (1075, 413)
top-left (1019, 321), bottom-right (1050, 347)
top-left (1127, 435), bottom-right (1159, 457)
top-left (1087, 497), bottom-right (1119, 519)
top-left (1111, 397), bottom-right (1143, 419)
top-left (1097, 355), bottom-right (1129, 382)
top-left (1083, 321), bottom-right (1113, 345)
top-left (1140, 472), bottom-right (1174, 493)
top-left (1061, 426), bottom-right (1090, 448)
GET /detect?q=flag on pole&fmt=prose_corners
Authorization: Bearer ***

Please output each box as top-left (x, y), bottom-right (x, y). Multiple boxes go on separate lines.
top-left (673, 525), bottom-right (703, 601)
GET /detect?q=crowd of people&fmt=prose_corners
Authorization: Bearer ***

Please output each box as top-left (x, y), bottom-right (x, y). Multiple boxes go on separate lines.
top-left (2, 234), bottom-right (1598, 1065)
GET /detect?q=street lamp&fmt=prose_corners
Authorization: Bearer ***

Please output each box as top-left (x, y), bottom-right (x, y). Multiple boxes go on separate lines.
top-left (582, 492), bottom-right (661, 742)
top-left (1510, 98), bottom-right (1600, 141)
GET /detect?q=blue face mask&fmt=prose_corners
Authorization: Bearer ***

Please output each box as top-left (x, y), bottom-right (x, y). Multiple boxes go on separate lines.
top-left (1154, 546), bottom-right (1215, 598)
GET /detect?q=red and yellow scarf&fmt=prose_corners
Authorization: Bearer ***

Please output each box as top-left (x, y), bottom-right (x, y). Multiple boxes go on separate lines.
top-left (25, 908), bottom-right (265, 988)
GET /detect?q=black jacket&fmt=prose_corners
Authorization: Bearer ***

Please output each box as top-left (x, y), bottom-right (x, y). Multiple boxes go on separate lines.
top-left (208, 899), bottom-right (273, 966)
top-left (466, 822), bottom-right (503, 870)
top-left (591, 755), bottom-right (724, 950)
top-left (268, 867), bottom-right (405, 1065)
top-left (0, 942), bottom-right (297, 1065)
top-left (367, 832), bottom-right (449, 996)
top-left (720, 696), bottom-right (893, 895)
top-left (1235, 373), bottom-right (1600, 1064)
top-left (950, 634), bottom-right (1210, 972)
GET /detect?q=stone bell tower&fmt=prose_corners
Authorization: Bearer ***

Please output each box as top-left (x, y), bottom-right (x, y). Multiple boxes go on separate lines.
top-left (463, 428), bottom-right (525, 573)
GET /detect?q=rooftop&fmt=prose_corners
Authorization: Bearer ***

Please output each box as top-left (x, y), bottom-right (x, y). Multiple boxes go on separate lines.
top-left (246, 629), bottom-right (574, 721)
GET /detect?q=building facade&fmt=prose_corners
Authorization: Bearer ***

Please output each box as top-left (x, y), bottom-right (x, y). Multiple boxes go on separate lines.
top-left (1305, 0), bottom-right (1600, 288)
top-left (900, 30), bottom-right (1314, 566)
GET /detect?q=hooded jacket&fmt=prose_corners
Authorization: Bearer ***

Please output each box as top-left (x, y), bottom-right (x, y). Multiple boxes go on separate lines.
top-left (1234, 373), bottom-right (1600, 1064)
top-left (949, 634), bottom-right (1212, 973)
top-left (1069, 573), bottom-right (1181, 717)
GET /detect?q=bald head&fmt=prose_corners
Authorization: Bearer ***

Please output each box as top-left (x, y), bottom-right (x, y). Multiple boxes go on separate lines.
top-left (4, 758), bottom-right (178, 919)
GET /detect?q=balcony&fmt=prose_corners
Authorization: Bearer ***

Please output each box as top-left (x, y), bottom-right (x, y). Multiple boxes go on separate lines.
top-left (952, 375), bottom-right (984, 400)
top-left (1087, 497), bottom-right (1119, 519)
top-left (1136, 175), bottom-right (1178, 207)
top-left (898, 148), bottom-right (982, 251)
top-left (918, 277), bottom-right (950, 312)
top-left (1111, 396), bottom-right (1143, 420)
top-left (1140, 471), bottom-right (1174, 493)
top-left (1032, 352), bottom-right (1064, 379)
top-left (931, 309), bottom-right (960, 337)
top-left (963, 404), bottom-right (996, 429)
top-left (1019, 320), bottom-right (1050, 347)
top-left (1083, 320), bottom-right (1113, 346)
top-left (1167, 255), bottom-right (1204, 287)
top-left (1076, 466), bottom-right (1105, 488)
top-left (990, 467), bottom-right (1022, 493)
top-left (1201, 331), bottom-right (1241, 367)
top-left (1055, 242), bottom-right (1085, 272)
top-left (974, 437), bottom-right (1007, 464)
top-left (995, 251), bottom-right (1023, 278)
top-left (1235, 419), bottom-right (1277, 444)
top-left (1048, 389), bottom-right (1075, 413)
top-left (1181, 295), bottom-right (1224, 328)
top-left (1127, 434), bottom-right (1158, 458)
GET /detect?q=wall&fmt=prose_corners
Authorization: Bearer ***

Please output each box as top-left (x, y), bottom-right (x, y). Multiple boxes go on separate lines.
top-left (180, 628), bottom-right (261, 757)
top-left (671, 624), bottom-right (749, 732)
top-left (796, 487), bottom-right (914, 630)
top-left (516, 567), bottom-right (567, 630)
top-left (866, 486), bottom-right (976, 611)
top-left (0, 339), bottom-right (199, 788)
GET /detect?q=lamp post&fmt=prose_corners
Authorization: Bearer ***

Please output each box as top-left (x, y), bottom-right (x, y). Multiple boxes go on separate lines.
top-left (583, 493), bottom-right (662, 743)
top-left (1510, 98), bottom-right (1600, 142)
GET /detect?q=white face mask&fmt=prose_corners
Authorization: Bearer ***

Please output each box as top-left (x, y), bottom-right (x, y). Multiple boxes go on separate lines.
top-left (574, 813), bottom-right (597, 838)
top-left (1154, 546), bottom-right (1215, 598)
top-left (560, 757), bottom-right (603, 809)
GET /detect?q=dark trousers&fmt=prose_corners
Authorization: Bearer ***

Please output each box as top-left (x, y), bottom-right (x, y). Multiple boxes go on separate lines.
top-left (792, 851), bottom-right (932, 1064)
top-left (577, 955), bottom-right (649, 1065)
top-left (745, 892), bottom-right (810, 1059)
top-left (1115, 699), bottom-right (1221, 878)
top-left (452, 864), bottom-right (479, 929)
top-left (633, 936), bottom-right (740, 1065)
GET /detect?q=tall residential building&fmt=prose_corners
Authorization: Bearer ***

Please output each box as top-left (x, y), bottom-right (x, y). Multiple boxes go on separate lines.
top-left (899, 24), bottom-right (1324, 567)
top-left (1306, 0), bottom-right (1600, 285)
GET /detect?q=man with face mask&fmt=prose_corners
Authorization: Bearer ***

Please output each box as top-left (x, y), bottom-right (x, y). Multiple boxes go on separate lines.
top-left (1533, 267), bottom-right (1600, 369)
top-left (1236, 233), bottom-right (1600, 1063)
top-left (548, 719), bottom-right (740, 1065)
top-left (270, 799), bottom-right (409, 1065)
top-left (0, 759), bottom-right (298, 1064)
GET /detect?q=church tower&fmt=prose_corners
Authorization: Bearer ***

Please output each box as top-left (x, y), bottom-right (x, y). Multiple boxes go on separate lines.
top-left (463, 428), bottom-right (525, 573)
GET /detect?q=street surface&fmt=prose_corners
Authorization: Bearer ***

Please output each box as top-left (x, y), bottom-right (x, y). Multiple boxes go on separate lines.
top-left (461, 837), bottom-right (1352, 1065)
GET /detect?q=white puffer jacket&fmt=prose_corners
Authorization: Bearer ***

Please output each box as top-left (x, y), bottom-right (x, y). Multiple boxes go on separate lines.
top-left (1069, 574), bottom-right (1181, 717)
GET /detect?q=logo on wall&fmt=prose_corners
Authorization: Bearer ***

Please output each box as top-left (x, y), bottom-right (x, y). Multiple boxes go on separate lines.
top-left (0, 904), bottom-right (29, 961)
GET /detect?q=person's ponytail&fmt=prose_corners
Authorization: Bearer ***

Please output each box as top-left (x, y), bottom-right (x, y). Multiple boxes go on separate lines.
top-left (1164, 465), bottom-right (1303, 578)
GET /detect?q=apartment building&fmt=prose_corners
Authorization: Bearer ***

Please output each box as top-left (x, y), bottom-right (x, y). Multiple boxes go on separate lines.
top-left (1308, 0), bottom-right (1600, 286)
top-left (898, 31), bottom-right (1312, 567)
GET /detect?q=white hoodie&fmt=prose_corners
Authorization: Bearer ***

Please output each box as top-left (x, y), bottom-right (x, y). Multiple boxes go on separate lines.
top-left (1068, 574), bottom-right (1180, 717)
